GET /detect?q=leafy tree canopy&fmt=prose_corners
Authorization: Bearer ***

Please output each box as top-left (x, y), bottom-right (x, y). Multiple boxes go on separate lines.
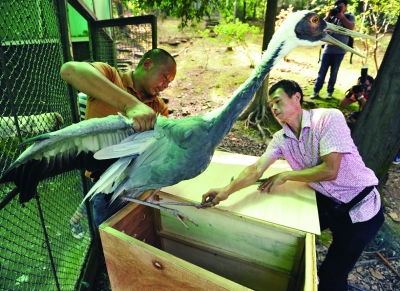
top-left (119, 0), bottom-right (233, 28)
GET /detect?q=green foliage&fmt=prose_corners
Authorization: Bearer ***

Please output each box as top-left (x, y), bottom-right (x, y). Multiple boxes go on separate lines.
top-left (353, 0), bottom-right (399, 70)
top-left (213, 19), bottom-right (261, 67)
top-left (120, 0), bottom-right (233, 29)
top-left (317, 229), bottom-right (332, 246)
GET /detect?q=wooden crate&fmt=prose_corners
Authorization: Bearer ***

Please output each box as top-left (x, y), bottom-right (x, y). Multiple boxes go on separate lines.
top-left (100, 151), bottom-right (319, 291)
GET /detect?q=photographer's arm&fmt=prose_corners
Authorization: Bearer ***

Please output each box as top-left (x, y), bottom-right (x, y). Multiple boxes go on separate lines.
top-left (339, 89), bottom-right (356, 108)
top-left (337, 13), bottom-right (355, 30)
top-left (357, 96), bottom-right (367, 109)
top-left (339, 97), bottom-right (354, 108)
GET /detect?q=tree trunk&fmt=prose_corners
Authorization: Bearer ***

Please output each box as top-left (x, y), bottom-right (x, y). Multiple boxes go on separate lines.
top-left (233, 0), bottom-right (237, 23)
top-left (352, 15), bottom-right (400, 189)
top-left (238, 0), bottom-right (279, 140)
top-left (243, 1), bottom-right (246, 23)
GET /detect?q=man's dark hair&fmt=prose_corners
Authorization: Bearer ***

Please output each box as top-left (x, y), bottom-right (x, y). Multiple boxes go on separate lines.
top-left (138, 48), bottom-right (176, 67)
top-left (268, 80), bottom-right (304, 105)
top-left (357, 74), bottom-right (374, 85)
top-left (366, 75), bottom-right (374, 84)
top-left (334, 0), bottom-right (347, 6)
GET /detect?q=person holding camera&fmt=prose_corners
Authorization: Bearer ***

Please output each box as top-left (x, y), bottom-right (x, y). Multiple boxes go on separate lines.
top-left (339, 75), bottom-right (374, 123)
top-left (310, 0), bottom-right (355, 100)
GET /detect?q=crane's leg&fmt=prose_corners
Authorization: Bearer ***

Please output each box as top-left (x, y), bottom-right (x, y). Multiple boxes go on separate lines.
top-left (144, 188), bottom-right (207, 207)
top-left (119, 195), bottom-right (198, 229)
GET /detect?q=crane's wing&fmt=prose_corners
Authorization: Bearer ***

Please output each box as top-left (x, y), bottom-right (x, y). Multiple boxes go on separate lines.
top-left (0, 113), bottom-right (135, 208)
top-left (84, 116), bottom-right (214, 204)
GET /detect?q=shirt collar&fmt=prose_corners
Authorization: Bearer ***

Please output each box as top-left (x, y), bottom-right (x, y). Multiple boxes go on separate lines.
top-left (283, 110), bottom-right (311, 139)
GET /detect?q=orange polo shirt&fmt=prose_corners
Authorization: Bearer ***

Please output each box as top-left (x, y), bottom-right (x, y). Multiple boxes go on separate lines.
top-left (85, 62), bottom-right (169, 120)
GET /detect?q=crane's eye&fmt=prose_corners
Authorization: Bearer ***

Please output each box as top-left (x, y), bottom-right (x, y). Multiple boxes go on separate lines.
top-left (311, 15), bottom-right (320, 24)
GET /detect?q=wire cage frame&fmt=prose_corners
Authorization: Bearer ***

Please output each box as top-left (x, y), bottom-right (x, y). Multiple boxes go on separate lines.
top-left (0, 1), bottom-right (157, 290)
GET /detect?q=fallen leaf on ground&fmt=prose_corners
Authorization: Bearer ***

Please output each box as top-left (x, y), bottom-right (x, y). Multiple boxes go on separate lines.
top-left (370, 268), bottom-right (385, 280)
top-left (388, 212), bottom-right (400, 222)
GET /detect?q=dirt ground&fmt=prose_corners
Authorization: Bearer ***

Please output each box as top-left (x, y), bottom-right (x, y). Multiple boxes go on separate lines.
top-left (94, 20), bottom-right (400, 290)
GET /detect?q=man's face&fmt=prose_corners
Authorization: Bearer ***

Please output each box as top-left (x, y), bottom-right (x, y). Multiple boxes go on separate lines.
top-left (143, 58), bottom-right (177, 97)
top-left (268, 88), bottom-right (299, 122)
top-left (336, 3), bottom-right (346, 13)
top-left (365, 80), bottom-right (372, 91)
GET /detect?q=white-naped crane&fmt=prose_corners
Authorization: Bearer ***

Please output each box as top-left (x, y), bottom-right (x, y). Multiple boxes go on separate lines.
top-left (0, 11), bottom-right (374, 228)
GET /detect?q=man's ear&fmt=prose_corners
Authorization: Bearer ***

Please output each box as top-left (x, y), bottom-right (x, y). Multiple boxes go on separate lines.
top-left (143, 58), bottom-right (152, 70)
top-left (294, 92), bottom-right (301, 102)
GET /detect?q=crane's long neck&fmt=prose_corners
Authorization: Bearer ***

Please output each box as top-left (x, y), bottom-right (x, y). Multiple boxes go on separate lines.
top-left (203, 38), bottom-right (295, 145)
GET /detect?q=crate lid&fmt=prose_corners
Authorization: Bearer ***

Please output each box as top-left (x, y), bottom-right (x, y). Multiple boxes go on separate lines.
top-left (163, 150), bottom-right (320, 235)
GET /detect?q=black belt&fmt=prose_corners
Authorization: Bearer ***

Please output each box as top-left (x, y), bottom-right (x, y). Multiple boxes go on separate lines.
top-left (347, 185), bottom-right (375, 208)
top-left (333, 185), bottom-right (375, 215)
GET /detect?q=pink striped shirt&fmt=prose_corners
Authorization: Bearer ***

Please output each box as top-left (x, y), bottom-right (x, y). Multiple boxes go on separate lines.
top-left (263, 108), bottom-right (381, 223)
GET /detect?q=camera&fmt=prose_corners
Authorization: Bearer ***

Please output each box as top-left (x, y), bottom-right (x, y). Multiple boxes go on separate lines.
top-left (359, 66), bottom-right (368, 86)
top-left (330, 5), bottom-right (342, 16)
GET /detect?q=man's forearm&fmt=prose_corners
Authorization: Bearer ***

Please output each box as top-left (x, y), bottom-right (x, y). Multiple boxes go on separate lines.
top-left (281, 162), bottom-right (339, 183)
top-left (60, 62), bottom-right (142, 112)
top-left (222, 164), bottom-right (262, 196)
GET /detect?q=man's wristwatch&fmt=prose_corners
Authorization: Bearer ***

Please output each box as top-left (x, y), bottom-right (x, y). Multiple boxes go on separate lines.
top-left (356, 95), bottom-right (364, 101)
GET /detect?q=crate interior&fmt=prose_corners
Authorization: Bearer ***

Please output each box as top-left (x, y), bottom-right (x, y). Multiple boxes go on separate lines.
top-left (101, 191), bottom-right (310, 291)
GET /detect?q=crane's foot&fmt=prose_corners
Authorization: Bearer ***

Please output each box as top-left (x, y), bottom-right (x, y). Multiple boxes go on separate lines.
top-left (120, 195), bottom-right (198, 229)
top-left (195, 202), bottom-right (214, 209)
top-left (169, 209), bottom-right (198, 229)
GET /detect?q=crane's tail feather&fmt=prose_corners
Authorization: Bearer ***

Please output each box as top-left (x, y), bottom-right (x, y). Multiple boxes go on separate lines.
top-left (83, 156), bottom-right (133, 201)
top-left (94, 131), bottom-right (155, 160)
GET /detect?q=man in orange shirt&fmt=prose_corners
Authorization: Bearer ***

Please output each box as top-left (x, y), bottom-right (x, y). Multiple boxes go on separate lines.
top-left (61, 48), bottom-right (177, 238)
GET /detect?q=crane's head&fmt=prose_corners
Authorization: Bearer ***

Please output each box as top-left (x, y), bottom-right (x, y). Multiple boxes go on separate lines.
top-left (271, 11), bottom-right (374, 58)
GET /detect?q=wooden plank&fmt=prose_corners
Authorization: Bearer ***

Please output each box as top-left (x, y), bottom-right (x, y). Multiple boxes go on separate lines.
top-left (163, 237), bottom-right (290, 291)
top-left (163, 151), bottom-right (320, 235)
top-left (112, 203), bottom-right (157, 246)
top-left (100, 227), bottom-right (251, 291)
top-left (289, 237), bottom-right (306, 291)
top-left (303, 233), bottom-right (318, 291)
top-left (101, 191), bottom-right (160, 247)
top-left (158, 192), bottom-right (303, 274)
top-left (103, 191), bottom-right (152, 229)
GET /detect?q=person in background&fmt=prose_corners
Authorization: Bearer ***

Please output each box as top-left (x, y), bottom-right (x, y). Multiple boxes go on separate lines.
top-left (202, 79), bottom-right (384, 291)
top-left (339, 75), bottom-right (374, 123)
top-left (310, 0), bottom-right (355, 100)
top-left (61, 48), bottom-right (177, 239)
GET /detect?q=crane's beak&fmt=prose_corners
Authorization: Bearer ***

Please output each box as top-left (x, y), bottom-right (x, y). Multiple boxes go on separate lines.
top-left (322, 22), bottom-right (376, 58)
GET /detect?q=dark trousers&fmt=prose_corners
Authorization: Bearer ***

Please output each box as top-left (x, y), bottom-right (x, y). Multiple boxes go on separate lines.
top-left (92, 193), bottom-right (110, 227)
top-left (316, 192), bottom-right (384, 291)
top-left (314, 53), bottom-right (345, 94)
top-left (92, 192), bottom-right (125, 227)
